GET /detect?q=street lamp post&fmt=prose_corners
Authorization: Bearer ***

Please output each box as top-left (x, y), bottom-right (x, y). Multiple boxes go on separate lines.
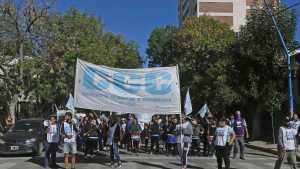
top-left (264, 1), bottom-right (296, 117)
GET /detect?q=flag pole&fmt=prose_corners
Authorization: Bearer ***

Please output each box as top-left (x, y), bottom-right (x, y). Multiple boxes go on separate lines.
top-left (176, 64), bottom-right (183, 168)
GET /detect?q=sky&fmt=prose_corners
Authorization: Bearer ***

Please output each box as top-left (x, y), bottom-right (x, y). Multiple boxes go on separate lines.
top-left (58, 0), bottom-right (300, 62)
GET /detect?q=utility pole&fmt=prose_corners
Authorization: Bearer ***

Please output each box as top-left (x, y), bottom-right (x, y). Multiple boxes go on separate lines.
top-left (264, 0), bottom-right (295, 117)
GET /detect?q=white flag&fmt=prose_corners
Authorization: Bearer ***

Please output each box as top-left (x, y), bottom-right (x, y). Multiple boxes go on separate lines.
top-left (184, 89), bottom-right (192, 114)
top-left (198, 104), bottom-right (210, 118)
top-left (66, 93), bottom-right (75, 113)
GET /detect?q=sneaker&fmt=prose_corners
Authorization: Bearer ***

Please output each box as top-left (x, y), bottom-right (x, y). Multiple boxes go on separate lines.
top-left (116, 163), bottom-right (122, 168)
top-left (240, 157), bottom-right (246, 160)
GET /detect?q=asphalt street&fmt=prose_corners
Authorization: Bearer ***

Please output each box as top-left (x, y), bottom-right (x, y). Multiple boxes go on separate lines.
top-left (0, 148), bottom-right (295, 169)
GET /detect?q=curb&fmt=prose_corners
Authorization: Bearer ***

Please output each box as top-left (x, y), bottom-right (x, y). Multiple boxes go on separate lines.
top-left (245, 143), bottom-right (278, 155)
top-left (246, 143), bottom-right (300, 160)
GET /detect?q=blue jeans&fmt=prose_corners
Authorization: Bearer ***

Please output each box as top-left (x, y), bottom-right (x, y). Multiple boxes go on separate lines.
top-left (110, 142), bottom-right (120, 163)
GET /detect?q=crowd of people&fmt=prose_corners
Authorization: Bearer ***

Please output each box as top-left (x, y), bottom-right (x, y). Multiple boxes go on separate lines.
top-left (42, 110), bottom-right (250, 169)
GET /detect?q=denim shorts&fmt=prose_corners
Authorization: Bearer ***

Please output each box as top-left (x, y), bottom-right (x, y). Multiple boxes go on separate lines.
top-left (63, 142), bottom-right (77, 154)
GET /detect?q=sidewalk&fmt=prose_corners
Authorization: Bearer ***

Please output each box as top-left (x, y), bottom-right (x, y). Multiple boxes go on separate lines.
top-left (246, 141), bottom-right (300, 160)
top-left (246, 141), bottom-right (278, 155)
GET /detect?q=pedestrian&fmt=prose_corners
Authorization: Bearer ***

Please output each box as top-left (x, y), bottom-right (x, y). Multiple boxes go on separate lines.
top-left (45, 114), bottom-right (59, 168)
top-left (150, 116), bottom-right (161, 154)
top-left (130, 118), bottom-right (141, 153)
top-left (108, 115), bottom-right (122, 168)
top-left (166, 117), bottom-right (178, 155)
top-left (83, 116), bottom-right (100, 158)
top-left (207, 117), bottom-right (217, 157)
top-left (214, 117), bottom-right (235, 169)
top-left (274, 116), bottom-right (297, 169)
top-left (191, 118), bottom-right (202, 156)
top-left (120, 118), bottom-right (127, 149)
top-left (61, 112), bottom-right (78, 169)
top-left (176, 115), bottom-right (193, 169)
top-left (141, 123), bottom-right (150, 153)
top-left (232, 110), bottom-right (249, 160)
top-left (290, 113), bottom-right (300, 152)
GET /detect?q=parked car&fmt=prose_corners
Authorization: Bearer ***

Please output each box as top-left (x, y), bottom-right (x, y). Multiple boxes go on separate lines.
top-left (0, 119), bottom-right (44, 155)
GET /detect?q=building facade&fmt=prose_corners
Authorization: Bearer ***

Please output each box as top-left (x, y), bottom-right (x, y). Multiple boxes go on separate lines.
top-left (179, 0), bottom-right (278, 32)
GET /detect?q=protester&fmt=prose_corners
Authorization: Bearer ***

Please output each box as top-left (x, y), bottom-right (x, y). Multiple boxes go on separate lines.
top-left (83, 116), bottom-right (100, 158)
top-left (120, 118), bottom-right (127, 149)
top-left (232, 110), bottom-right (249, 160)
top-left (176, 115), bottom-right (193, 169)
top-left (201, 114), bottom-right (210, 156)
top-left (108, 115), bottom-right (122, 168)
top-left (290, 113), bottom-right (300, 152)
top-left (150, 116), bottom-right (161, 154)
top-left (61, 112), bottom-right (78, 169)
top-left (44, 114), bottom-right (59, 168)
top-left (141, 123), bottom-right (150, 153)
top-left (274, 116), bottom-right (297, 169)
top-left (191, 118), bottom-right (202, 156)
top-left (207, 117), bottom-right (217, 157)
top-left (214, 117), bottom-right (235, 169)
top-left (166, 117), bottom-right (178, 155)
top-left (130, 118), bottom-right (141, 153)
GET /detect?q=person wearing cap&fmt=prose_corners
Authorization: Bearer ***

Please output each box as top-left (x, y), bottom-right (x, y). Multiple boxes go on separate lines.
top-left (61, 112), bottom-right (78, 169)
top-left (274, 116), bottom-right (298, 169)
top-left (214, 117), bottom-right (235, 169)
top-left (176, 115), bottom-right (193, 169)
top-left (44, 114), bottom-right (59, 168)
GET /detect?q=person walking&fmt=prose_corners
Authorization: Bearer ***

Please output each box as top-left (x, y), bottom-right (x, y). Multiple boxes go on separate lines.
top-left (150, 117), bottom-right (161, 154)
top-left (274, 116), bottom-right (298, 169)
top-left (45, 114), bottom-right (59, 168)
top-left (61, 112), bottom-right (78, 169)
top-left (176, 116), bottom-right (193, 169)
top-left (232, 110), bottom-right (249, 160)
top-left (290, 113), bottom-right (300, 152)
top-left (130, 118), bottom-right (141, 153)
top-left (207, 117), bottom-right (217, 157)
top-left (108, 115), bottom-right (122, 168)
top-left (83, 117), bottom-right (100, 158)
top-left (214, 117), bottom-right (235, 169)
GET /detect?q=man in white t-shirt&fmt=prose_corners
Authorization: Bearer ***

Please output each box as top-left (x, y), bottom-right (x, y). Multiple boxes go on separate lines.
top-left (290, 113), bottom-right (300, 152)
top-left (214, 117), bottom-right (235, 169)
top-left (274, 116), bottom-right (297, 169)
top-left (61, 112), bottom-right (78, 169)
top-left (45, 114), bottom-right (59, 168)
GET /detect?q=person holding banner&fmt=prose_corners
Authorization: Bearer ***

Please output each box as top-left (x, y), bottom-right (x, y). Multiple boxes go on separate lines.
top-left (176, 116), bottom-right (193, 169)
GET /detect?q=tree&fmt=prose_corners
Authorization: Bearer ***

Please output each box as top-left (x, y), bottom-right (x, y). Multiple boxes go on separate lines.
top-left (230, 6), bottom-right (298, 138)
top-left (147, 16), bottom-right (238, 114)
top-left (0, 4), bottom-right (141, 119)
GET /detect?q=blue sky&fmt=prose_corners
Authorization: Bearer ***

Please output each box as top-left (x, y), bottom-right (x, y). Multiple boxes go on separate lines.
top-left (58, 0), bottom-right (300, 61)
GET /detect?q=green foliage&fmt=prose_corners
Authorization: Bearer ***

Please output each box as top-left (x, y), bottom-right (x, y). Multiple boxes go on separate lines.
top-left (231, 6), bottom-right (298, 113)
top-left (147, 16), bottom-right (238, 114)
top-left (0, 3), bottom-right (141, 116)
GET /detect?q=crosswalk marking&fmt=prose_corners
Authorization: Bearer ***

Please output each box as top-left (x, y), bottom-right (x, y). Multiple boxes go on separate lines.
top-left (0, 162), bottom-right (16, 169)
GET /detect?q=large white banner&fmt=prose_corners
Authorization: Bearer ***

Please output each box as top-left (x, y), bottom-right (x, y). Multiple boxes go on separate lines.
top-left (74, 59), bottom-right (181, 114)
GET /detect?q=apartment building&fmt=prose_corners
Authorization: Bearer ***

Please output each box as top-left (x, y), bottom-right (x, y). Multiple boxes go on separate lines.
top-left (179, 0), bottom-right (278, 32)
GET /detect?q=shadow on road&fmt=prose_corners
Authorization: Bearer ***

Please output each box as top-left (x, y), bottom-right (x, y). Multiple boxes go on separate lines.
top-left (26, 154), bottom-right (120, 168)
top-left (132, 161), bottom-right (173, 169)
top-left (169, 162), bottom-right (204, 169)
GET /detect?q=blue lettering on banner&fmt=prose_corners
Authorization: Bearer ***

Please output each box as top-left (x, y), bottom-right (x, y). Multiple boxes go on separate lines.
top-left (83, 67), bottom-right (109, 90)
top-left (113, 73), bottom-right (141, 94)
top-left (145, 72), bottom-right (172, 95)
top-left (82, 66), bottom-right (173, 95)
